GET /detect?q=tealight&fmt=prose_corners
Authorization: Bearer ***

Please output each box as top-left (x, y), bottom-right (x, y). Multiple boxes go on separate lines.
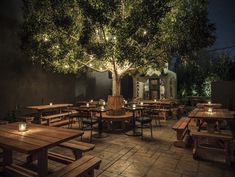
top-left (103, 101), bottom-right (106, 106)
top-left (101, 106), bottom-right (105, 110)
top-left (124, 100), bottom-right (127, 104)
top-left (208, 101), bottom-right (211, 104)
top-left (208, 108), bottom-right (212, 113)
top-left (49, 102), bottom-right (53, 106)
top-left (90, 99), bottom-right (93, 102)
top-left (140, 102), bottom-right (143, 106)
top-left (18, 122), bottom-right (27, 132)
top-left (154, 99), bottom-right (157, 102)
top-left (86, 103), bottom-right (89, 107)
top-left (133, 104), bottom-right (136, 108)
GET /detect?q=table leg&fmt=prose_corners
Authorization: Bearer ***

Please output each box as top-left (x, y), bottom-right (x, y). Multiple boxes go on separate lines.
top-left (206, 120), bottom-right (216, 133)
top-left (93, 112), bottom-right (108, 138)
top-left (37, 149), bottom-right (48, 177)
top-left (125, 111), bottom-right (141, 136)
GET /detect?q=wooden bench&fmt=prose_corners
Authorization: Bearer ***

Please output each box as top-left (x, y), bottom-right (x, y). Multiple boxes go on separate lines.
top-left (192, 131), bottom-right (233, 165)
top-left (172, 117), bottom-right (191, 148)
top-left (5, 155), bottom-right (101, 177)
top-left (48, 155), bottom-right (101, 177)
top-left (4, 164), bottom-right (37, 177)
top-left (40, 110), bottom-right (78, 127)
top-left (58, 140), bottom-right (95, 159)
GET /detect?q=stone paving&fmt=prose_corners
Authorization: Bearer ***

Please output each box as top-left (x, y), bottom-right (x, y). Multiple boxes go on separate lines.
top-left (1, 119), bottom-right (235, 177)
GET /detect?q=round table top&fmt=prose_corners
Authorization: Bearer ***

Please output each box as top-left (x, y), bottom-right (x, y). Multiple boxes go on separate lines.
top-left (100, 112), bottom-right (133, 121)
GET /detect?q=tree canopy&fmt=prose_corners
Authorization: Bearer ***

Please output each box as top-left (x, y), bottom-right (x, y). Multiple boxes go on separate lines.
top-left (21, 0), bottom-right (215, 96)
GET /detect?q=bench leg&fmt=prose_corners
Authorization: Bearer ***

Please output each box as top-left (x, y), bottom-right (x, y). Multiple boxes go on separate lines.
top-left (26, 152), bottom-right (38, 164)
top-left (174, 129), bottom-right (189, 148)
top-left (225, 142), bottom-right (231, 165)
top-left (193, 137), bottom-right (199, 160)
top-left (73, 150), bottom-right (82, 160)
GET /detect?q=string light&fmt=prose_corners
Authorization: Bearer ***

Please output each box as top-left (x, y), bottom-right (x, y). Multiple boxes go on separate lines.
top-left (143, 30), bottom-right (147, 36)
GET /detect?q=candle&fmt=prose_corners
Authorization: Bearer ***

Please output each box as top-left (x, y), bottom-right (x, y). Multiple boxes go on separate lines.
top-left (90, 99), bottom-right (93, 103)
top-left (101, 106), bottom-right (104, 110)
top-left (133, 104), bottom-right (136, 109)
top-left (86, 103), bottom-right (89, 107)
top-left (154, 99), bottom-right (157, 102)
top-left (208, 108), bottom-right (212, 113)
top-left (49, 102), bottom-right (53, 106)
top-left (18, 122), bottom-right (27, 132)
top-left (140, 102), bottom-right (143, 106)
top-left (103, 101), bottom-right (106, 106)
top-left (208, 101), bottom-right (211, 104)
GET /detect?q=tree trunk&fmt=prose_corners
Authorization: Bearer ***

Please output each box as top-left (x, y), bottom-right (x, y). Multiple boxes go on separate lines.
top-left (107, 72), bottom-right (125, 116)
top-left (112, 72), bottom-right (121, 96)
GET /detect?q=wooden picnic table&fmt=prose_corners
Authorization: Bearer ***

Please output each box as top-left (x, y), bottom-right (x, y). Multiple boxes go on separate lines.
top-left (26, 104), bottom-right (73, 124)
top-left (0, 122), bottom-right (83, 177)
top-left (196, 103), bottom-right (222, 109)
top-left (188, 108), bottom-right (233, 132)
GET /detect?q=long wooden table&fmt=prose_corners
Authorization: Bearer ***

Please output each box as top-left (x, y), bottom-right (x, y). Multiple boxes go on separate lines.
top-left (188, 108), bottom-right (233, 132)
top-left (0, 122), bottom-right (83, 177)
top-left (26, 104), bottom-right (73, 124)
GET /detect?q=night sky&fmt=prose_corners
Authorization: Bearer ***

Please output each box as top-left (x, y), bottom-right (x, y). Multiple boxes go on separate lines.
top-left (0, 0), bottom-right (235, 58)
top-left (208, 0), bottom-right (235, 58)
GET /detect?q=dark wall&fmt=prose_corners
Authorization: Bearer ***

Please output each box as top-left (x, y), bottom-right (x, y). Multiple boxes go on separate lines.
top-left (0, 2), bottom-right (76, 118)
top-left (211, 81), bottom-right (235, 110)
top-left (75, 72), bottom-right (112, 101)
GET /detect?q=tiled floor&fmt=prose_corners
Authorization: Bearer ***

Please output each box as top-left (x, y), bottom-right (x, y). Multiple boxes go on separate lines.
top-left (1, 119), bottom-right (235, 177)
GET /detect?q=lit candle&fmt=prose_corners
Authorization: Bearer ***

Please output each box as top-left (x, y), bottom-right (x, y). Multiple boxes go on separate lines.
top-left (101, 106), bottom-right (104, 110)
top-left (208, 108), bottom-right (212, 113)
top-left (208, 101), bottom-right (211, 104)
top-left (133, 104), bottom-right (136, 109)
top-left (140, 102), bottom-right (143, 106)
top-left (86, 103), bottom-right (89, 107)
top-left (154, 99), bottom-right (157, 102)
top-left (103, 101), bottom-right (106, 106)
top-left (49, 102), bottom-right (53, 106)
top-left (18, 122), bottom-right (27, 132)
top-left (90, 99), bottom-right (93, 103)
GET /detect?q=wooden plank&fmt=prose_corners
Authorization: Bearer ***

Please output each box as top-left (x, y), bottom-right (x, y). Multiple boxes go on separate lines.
top-left (172, 117), bottom-right (188, 130)
top-left (5, 164), bottom-right (38, 177)
top-left (48, 155), bottom-right (101, 177)
top-left (26, 104), bottom-right (73, 111)
top-left (0, 136), bottom-right (39, 153)
top-left (60, 141), bottom-right (95, 152)
top-left (192, 131), bottom-right (233, 140)
top-left (4, 123), bottom-right (83, 139)
top-left (67, 157), bottom-right (101, 177)
top-left (48, 155), bottom-right (94, 177)
top-left (48, 151), bottom-right (75, 164)
top-left (50, 119), bottom-right (70, 127)
top-left (41, 112), bottom-right (71, 120)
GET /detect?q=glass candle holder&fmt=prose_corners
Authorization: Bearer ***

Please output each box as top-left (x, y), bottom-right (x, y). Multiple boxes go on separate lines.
top-left (49, 102), bottom-right (53, 106)
top-left (101, 106), bottom-right (105, 110)
top-left (90, 99), bottom-right (93, 103)
top-left (103, 101), bottom-right (106, 106)
top-left (133, 104), bottom-right (136, 109)
top-left (154, 99), bottom-right (157, 102)
top-left (140, 102), bottom-right (143, 106)
top-left (208, 101), bottom-right (211, 104)
top-left (86, 103), bottom-right (89, 107)
top-left (18, 122), bottom-right (27, 132)
top-left (208, 108), bottom-right (212, 113)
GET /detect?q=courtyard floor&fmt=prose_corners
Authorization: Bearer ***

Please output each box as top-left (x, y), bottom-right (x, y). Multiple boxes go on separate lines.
top-left (1, 119), bottom-right (235, 177)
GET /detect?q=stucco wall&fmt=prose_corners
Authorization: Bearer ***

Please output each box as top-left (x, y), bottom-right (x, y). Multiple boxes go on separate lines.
top-left (0, 4), bottom-right (76, 118)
